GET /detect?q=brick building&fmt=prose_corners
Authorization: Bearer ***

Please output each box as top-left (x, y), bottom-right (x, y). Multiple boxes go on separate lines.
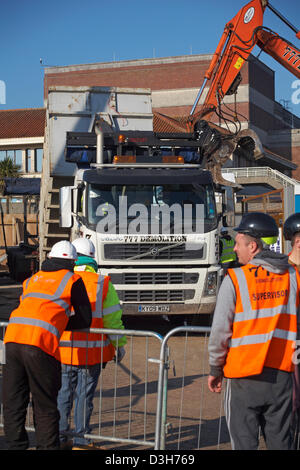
top-left (0, 108), bottom-right (44, 254)
top-left (0, 53), bottom-right (299, 258)
top-left (0, 54), bottom-right (299, 179)
top-left (43, 54), bottom-right (300, 178)
top-left (0, 108), bottom-right (45, 175)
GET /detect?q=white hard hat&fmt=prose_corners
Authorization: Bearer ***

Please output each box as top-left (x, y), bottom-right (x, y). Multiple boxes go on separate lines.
top-left (220, 227), bottom-right (228, 234)
top-left (72, 238), bottom-right (95, 258)
top-left (49, 240), bottom-right (78, 260)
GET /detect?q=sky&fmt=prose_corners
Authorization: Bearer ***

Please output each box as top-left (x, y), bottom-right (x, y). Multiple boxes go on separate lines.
top-left (1, 0), bottom-right (300, 116)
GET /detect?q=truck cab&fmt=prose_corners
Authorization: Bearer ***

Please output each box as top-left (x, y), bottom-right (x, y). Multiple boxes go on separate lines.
top-left (61, 157), bottom-right (221, 316)
top-left (41, 86), bottom-right (223, 319)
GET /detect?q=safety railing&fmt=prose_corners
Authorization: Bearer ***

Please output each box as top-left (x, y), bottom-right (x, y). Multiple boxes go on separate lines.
top-left (0, 323), bottom-right (165, 450)
top-left (222, 166), bottom-right (298, 189)
top-left (0, 322), bottom-right (299, 450)
top-left (0, 322), bottom-right (232, 450)
top-left (74, 327), bottom-right (164, 449)
top-left (158, 326), bottom-right (300, 450)
top-left (156, 326), bottom-right (229, 450)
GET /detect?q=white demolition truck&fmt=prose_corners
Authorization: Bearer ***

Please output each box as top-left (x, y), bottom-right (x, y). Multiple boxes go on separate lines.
top-left (39, 86), bottom-right (237, 317)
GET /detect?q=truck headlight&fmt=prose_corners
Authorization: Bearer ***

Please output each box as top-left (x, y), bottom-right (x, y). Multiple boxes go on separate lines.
top-left (204, 272), bottom-right (217, 296)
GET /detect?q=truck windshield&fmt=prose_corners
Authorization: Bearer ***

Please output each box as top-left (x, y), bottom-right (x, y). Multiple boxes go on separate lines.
top-left (86, 183), bottom-right (217, 233)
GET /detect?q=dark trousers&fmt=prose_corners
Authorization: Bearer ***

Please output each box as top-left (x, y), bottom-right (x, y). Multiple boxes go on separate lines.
top-left (224, 367), bottom-right (293, 450)
top-left (3, 342), bottom-right (62, 450)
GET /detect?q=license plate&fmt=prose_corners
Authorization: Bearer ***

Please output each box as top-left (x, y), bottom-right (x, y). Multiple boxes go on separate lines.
top-left (138, 305), bottom-right (170, 313)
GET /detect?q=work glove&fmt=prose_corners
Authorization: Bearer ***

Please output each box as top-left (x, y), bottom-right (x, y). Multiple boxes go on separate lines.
top-left (114, 346), bottom-right (126, 363)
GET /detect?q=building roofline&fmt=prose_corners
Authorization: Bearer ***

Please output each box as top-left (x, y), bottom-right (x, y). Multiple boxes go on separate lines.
top-left (44, 54), bottom-right (214, 74)
top-left (44, 52), bottom-right (276, 78)
top-left (0, 107), bottom-right (45, 113)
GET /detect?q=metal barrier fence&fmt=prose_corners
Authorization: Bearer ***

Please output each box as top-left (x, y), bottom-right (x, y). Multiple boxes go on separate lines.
top-left (0, 323), bottom-right (165, 450)
top-left (76, 326), bottom-right (165, 450)
top-left (0, 322), bottom-right (233, 450)
top-left (156, 326), bottom-right (229, 450)
top-left (159, 327), bottom-right (300, 451)
top-left (0, 322), bottom-right (298, 450)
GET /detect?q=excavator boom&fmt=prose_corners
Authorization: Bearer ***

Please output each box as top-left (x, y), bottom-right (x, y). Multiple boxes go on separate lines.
top-left (256, 29), bottom-right (300, 79)
top-left (190, 0), bottom-right (300, 123)
top-left (186, 0), bottom-right (300, 187)
top-left (190, 0), bottom-right (267, 122)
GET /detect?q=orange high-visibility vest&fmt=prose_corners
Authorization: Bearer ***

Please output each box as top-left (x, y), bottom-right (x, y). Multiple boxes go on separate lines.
top-left (56, 272), bottom-right (115, 366)
top-left (4, 269), bottom-right (80, 358)
top-left (223, 264), bottom-right (300, 378)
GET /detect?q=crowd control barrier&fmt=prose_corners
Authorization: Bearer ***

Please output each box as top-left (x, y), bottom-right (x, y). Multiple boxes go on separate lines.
top-left (155, 326), bottom-right (228, 450)
top-left (0, 323), bottom-right (164, 450)
top-left (0, 322), bottom-right (297, 450)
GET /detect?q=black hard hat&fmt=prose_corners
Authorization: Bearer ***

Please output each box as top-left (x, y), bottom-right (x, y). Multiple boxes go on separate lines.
top-left (234, 212), bottom-right (278, 240)
top-left (283, 213), bottom-right (300, 240)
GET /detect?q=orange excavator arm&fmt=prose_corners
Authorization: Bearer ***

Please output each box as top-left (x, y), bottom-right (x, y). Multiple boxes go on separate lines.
top-left (189, 0), bottom-right (300, 128)
top-left (185, 0), bottom-right (300, 187)
top-left (189, 0), bottom-right (267, 126)
top-left (256, 29), bottom-right (300, 79)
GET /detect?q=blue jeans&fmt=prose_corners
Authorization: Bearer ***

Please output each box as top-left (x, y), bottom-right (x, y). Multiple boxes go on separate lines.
top-left (57, 363), bottom-right (103, 445)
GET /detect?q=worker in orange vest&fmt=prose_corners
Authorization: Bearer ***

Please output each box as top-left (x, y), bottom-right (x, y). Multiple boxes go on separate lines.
top-left (56, 237), bottom-right (127, 450)
top-left (2, 241), bottom-right (92, 450)
top-left (284, 213), bottom-right (300, 270)
top-left (208, 212), bottom-right (300, 450)
top-left (283, 213), bottom-right (300, 445)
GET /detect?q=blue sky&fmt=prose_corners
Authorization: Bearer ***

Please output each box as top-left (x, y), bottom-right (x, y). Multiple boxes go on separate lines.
top-left (1, 0), bottom-right (300, 116)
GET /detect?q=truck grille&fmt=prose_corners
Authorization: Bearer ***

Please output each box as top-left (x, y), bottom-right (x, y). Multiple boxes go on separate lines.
top-left (118, 289), bottom-right (195, 302)
top-left (104, 243), bottom-right (203, 260)
top-left (109, 272), bottom-right (199, 284)
top-left (125, 272), bottom-right (184, 284)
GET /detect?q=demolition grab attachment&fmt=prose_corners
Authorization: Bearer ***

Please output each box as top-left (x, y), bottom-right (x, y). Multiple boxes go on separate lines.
top-left (194, 120), bottom-right (264, 187)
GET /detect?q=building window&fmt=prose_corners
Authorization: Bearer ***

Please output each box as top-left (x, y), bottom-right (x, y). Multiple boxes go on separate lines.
top-left (15, 150), bottom-right (22, 167)
top-left (0, 149), bottom-right (22, 167)
top-left (26, 149), bottom-right (31, 172)
top-left (35, 149), bottom-right (43, 173)
top-left (26, 149), bottom-right (43, 173)
top-left (0, 148), bottom-right (43, 173)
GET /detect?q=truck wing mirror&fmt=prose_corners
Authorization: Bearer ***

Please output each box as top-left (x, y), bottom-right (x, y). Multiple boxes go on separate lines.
top-left (220, 186), bottom-right (235, 229)
top-left (60, 186), bottom-right (74, 228)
